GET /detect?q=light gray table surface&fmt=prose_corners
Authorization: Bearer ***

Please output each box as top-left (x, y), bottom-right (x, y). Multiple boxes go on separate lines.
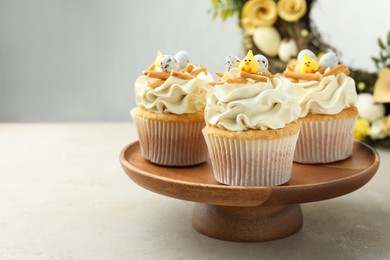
top-left (1, 123), bottom-right (389, 260)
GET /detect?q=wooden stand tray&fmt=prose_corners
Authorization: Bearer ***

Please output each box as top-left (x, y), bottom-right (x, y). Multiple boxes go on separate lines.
top-left (120, 141), bottom-right (379, 242)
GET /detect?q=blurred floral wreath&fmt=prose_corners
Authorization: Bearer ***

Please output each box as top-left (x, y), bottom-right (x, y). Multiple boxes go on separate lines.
top-left (210, 0), bottom-right (390, 148)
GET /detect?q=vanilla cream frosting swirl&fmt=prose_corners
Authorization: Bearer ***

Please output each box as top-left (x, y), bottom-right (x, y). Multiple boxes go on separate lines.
top-left (293, 73), bottom-right (357, 117)
top-left (135, 73), bottom-right (210, 114)
top-left (205, 77), bottom-right (300, 131)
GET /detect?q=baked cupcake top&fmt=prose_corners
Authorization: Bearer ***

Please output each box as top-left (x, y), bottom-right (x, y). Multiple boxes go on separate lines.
top-left (135, 51), bottom-right (211, 114)
top-left (283, 49), bottom-right (358, 117)
top-left (205, 51), bottom-right (300, 131)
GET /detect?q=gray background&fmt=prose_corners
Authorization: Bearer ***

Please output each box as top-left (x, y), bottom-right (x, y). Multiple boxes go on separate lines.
top-left (0, 0), bottom-right (389, 122)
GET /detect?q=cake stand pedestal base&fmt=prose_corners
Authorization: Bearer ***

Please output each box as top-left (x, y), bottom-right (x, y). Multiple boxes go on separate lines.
top-left (192, 203), bottom-right (303, 242)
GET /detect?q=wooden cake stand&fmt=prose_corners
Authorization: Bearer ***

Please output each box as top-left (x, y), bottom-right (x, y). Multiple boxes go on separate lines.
top-left (120, 141), bottom-right (379, 242)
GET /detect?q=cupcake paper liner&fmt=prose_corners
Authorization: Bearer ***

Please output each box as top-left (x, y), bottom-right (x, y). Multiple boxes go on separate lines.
top-left (294, 117), bottom-right (357, 164)
top-left (132, 115), bottom-right (208, 166)
top-left (202, 130), bottom-right (299, 186)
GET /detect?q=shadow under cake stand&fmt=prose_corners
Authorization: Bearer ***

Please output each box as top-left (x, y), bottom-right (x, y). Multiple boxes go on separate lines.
top-left (120, 141), bottom-right (379, 242)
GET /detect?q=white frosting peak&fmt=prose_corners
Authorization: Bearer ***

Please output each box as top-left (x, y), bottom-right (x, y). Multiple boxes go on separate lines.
top-left (205, 77), bottom-right (300, 131)
top-left (135, 74), bottom-right (210, 114)
top-left (293, 73), bottom-right (357, 117)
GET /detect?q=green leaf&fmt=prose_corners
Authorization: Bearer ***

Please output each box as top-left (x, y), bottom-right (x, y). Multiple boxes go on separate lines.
top-left (221, 9), bottom-right (229, 21)
top-left (371, 57), bottom-right (380, 64)
top-left (226, 8), bottom-right (234, 17)
top-left (208, 0), bottom-right (243, 21)
top-left (212, 10), bottom-right (218, 20)
top-left (378, 38), bottom-right (386, 50)
top-left (211, 0), bottom-right (220, 7)
top-left (388, 31), bottom-right (390, 46)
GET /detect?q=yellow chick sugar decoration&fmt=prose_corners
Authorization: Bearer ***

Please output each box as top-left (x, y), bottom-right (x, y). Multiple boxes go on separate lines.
top-left (297, 49), bottom-right (316, 64)
top-left (239, 50), bottom-right (260, 74)
top-left (153, 51), bottom-right (164, 68)
top-left (299, 52), bottom-right (319, 73)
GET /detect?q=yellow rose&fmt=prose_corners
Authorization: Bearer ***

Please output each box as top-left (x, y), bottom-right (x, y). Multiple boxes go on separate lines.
top-left (241, 0), bottom-right (278, 35)
top-left (354, 118), bottom-right (370, 141)
top-left (278, 0), bottom-right (307, 22)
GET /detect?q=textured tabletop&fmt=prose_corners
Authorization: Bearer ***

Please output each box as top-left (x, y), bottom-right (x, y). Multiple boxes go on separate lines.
top-left (0, 123), bottom-right (389, 259)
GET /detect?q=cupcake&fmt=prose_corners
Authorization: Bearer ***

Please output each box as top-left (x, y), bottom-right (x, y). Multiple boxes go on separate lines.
top-left (283, 50), bottom-right (358, 164)
top-left (131, 50), bottom-right (211, 166)
top-left (203, 51), bottom-right (301, 186)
